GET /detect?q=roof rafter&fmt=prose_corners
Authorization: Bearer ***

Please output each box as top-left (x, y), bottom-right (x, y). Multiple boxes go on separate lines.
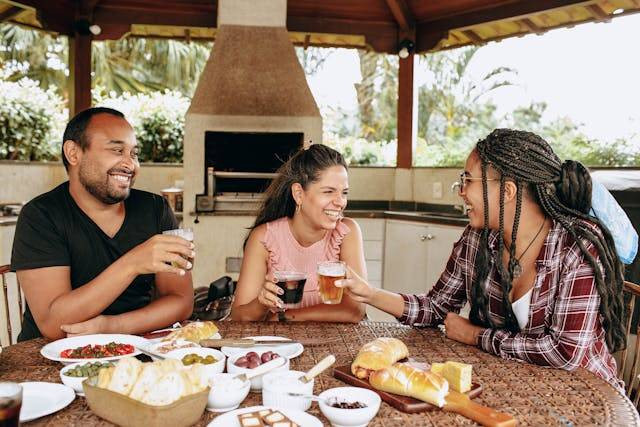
top-left (519, 17), bottom-right (543, 34)
top-left (461, 29), bottom-right (484, 44)
top-left (586, 4), bottom-right (611, 21)
top-left (0, 6), bottom-right (23, 22)
top-left (418, 0), bottom-right (590, 32)
top-left (383, 0), bottom-right (415, 32)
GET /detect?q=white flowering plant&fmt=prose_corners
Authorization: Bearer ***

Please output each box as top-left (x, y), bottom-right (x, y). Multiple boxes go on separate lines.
top-left (0, 78), bottom-right (66, 160)
top-left (95, 89), bottom-right (190, 163)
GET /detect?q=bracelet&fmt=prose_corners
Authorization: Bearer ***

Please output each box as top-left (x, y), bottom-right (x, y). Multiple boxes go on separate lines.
top-left (278, 311), bottom-right (287, 322)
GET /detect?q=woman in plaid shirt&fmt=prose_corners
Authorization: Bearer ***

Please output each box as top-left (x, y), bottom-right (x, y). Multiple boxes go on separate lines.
top-left (337, 129), bottom-right (626, 388)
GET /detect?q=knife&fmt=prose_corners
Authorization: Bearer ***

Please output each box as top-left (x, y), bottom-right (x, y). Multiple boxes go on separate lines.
top-left (200, 338), bottom-right (334, 348)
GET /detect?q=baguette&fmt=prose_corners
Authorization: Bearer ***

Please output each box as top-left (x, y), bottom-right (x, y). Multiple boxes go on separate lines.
top-left (369, 363), bottom-right (449, 408)
top-left (351, 337), bottom-right (409, 379)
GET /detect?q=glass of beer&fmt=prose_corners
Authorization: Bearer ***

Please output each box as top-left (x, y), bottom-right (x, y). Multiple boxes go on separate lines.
top-left (162, 228), bottom-right (194, 270)
top-left (274, 271), bottom-right (307, 309)
top-left (0, 382), bottom-right (22, 427)
top-left (317, 261), bottom-right (346, 304)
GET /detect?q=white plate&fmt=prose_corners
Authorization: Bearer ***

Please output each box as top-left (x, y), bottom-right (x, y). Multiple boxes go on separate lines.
top-left (146, 332), bottom-right (221, 345)
top-left (207, 405), bottom-right (322, 427)
top-left (19, 382), bottom-right (75, 422)
top-left (221, 336), bottom-right (303, 359)
top-left (40, 334), bottom-right (150, 364)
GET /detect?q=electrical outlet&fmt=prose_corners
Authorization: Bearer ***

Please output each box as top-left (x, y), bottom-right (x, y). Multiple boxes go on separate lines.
top-left (433, 182), bottom-right (443, 199)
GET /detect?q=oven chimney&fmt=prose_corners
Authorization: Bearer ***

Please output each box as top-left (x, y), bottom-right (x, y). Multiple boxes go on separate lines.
top-left (183, 0), bottom-right (322, 216)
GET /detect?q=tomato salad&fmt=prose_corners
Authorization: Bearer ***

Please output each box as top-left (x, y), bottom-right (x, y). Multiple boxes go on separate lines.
top-left (60, 342), bottom-right (135, 359)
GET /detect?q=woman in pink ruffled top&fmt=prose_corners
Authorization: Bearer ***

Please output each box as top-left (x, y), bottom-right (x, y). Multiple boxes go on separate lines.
top-left (231, 144), bottom-right (367, 322)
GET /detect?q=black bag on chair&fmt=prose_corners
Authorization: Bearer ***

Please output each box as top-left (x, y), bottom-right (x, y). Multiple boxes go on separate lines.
top-left (191, 276), bottom-right (236, 321)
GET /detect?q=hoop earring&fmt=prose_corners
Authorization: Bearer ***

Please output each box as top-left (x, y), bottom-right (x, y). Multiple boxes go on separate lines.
top-left (296, 203), bottom-right (302, 213)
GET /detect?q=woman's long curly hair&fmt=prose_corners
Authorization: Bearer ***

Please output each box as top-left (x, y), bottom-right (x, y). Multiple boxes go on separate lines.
top-left (244, 144), bottom-right (347, 248)
top-left (470, 129), bottom-right (626, 353)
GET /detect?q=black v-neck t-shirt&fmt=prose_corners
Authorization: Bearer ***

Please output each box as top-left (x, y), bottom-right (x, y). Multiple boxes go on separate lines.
top-left (11, 181), bottom-right (178, 341)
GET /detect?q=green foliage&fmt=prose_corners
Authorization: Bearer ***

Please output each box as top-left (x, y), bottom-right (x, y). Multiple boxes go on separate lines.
top-left (506, 104), bottom-right (640, 166)
top-left (324, 133), bottom-right (396, 166)
top-left (95, 90), bottom-right (190, 163)
top-left (355, 51), bottom-right (398, 142)
top-left (1, 23), bottom-right (211, 99)
top-left (0, 24), bottom-right (68, 95)
top-left (0, 79), bottom-right (65, 160)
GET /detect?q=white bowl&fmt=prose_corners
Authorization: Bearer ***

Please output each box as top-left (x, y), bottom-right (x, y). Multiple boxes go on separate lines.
top-left (207, 373), bottom-right (251, 412)
top-left (165, 347), bottom-right (225, 380)
top-left (262, 370), bottom-right (314, 411)
top-left (59, 361), bottom-right (115, 395)
top-left (226, 351), bottom-right (290, 391)
top-left (319, 387), bottom-right (381, 427)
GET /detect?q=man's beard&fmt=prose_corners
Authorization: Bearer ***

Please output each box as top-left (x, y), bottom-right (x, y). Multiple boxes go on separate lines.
top-left (79, 164), bottom-right (133, 205)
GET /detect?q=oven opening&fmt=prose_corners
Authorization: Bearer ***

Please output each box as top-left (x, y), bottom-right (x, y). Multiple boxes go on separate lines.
top-left (199, 132), bottom-right (304, 211)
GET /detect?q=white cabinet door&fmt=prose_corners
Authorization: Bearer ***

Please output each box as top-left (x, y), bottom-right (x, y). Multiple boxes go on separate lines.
top-left (383, 220), bottom-right (431, 295)
top-left (424, 224), bottom-right (465, 287)
top-left (383, 221), bottom-right (465, 295)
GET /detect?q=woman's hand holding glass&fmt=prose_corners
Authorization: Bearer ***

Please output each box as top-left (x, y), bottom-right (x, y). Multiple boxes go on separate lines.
top-left (334, 265), bottom-right (376, 303)
top-left (257, 274), bottom-right (284, 312)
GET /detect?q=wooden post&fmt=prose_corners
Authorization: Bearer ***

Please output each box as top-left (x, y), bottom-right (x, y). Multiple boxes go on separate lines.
top-left (68, 32), bottom-right (92, 116)
top-left (397, 53), bottom-right (414, 168)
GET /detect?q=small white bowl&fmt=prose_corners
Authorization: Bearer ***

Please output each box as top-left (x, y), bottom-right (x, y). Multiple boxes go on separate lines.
top-left (262, 370), bottom-right (314, 411)
top-left (60, 361), bottom-right (115, 395)
top-left (207, 373), bottom-right (251, 412)
top-left (319, 387), bottom-right (381, 427)
top-left (226, 351), bottom-right (290, 391)
top-left (165, 347), bottom-right (225, 380)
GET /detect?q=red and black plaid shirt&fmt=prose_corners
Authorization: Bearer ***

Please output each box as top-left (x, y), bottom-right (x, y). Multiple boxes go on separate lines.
top-left (398, 219), bottom-right (622, 389)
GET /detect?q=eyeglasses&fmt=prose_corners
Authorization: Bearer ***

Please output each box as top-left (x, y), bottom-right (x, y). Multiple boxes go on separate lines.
top-left (451, 172), bottom-right (498, 193)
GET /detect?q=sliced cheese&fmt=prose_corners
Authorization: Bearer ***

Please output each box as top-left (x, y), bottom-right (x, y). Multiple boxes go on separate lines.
top-left (443, 361), bottom-right (472, 393)
top-left (430, 362), bottom-right (445, 375)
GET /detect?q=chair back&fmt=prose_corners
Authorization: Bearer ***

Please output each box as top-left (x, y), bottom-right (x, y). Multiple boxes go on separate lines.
top-left (0, 265), bottom-right (24, 346)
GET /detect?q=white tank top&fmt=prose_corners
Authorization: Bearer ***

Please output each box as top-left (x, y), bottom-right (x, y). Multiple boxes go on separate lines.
top-left (512, 288), bottom-right (533, 330)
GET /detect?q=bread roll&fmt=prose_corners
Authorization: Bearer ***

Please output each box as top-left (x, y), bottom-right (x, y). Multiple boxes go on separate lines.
top-left (97, 366), bottom-right (114, 389)
top-left (128, 363), bottom-right (163, 401)
top-left (141, 371), bottom-right (188, 406)
top-left (107, 357), bottom-right (142, 395)
top-left (351, 337), bottom-right (409, 379)
top-left (369, 363), bottom-right (449, 408)
top-left (162, 321), bottom-right (219, 343)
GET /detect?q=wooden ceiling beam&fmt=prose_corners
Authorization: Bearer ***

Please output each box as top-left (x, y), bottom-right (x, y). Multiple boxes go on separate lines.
top-left (94, 6), bottom-right (215, 28)
top-left (287, 16), bottom-right (398, 53)
top-left (383, 0), bottom-right (415, 32)
top-left (0, 6), bottom-right (23, 22)
top-left (418, 0), bottom-right (590, 32)
top-left (461, 29), bottom-right (484, 44)
top-left (519, 17), bottom-right (543, 34)
top-left (93, 1), bottom-right (216, 28)
top-left (586, 4), bottom-right (611, 21)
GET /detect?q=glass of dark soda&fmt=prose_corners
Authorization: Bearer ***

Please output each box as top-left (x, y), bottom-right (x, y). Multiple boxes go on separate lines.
top-left (274, 271), bottom-right (307, 309)
top-left (0, 382), bottom-right (22, 427)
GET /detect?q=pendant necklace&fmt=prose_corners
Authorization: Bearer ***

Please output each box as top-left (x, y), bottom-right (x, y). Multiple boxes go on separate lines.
top-left (507, 218), bottom-right (547, 278)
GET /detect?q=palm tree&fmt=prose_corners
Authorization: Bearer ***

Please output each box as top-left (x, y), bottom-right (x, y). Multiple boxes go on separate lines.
top-left (417, 46), bottom-right (517, 142)
top-left (0, 23), bottom-right (68, 94)
top-left (0, 23), bottom-right (212, 99)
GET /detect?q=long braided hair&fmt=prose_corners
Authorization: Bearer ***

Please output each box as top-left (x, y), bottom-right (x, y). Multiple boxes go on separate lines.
top-left (470, 129), bottom-right (626, 353)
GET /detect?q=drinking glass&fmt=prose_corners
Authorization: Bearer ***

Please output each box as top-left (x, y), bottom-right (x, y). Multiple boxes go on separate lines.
top-left (162, 228), bottom-right (194, 270)
top-left (0, 382), bottom-right (22, 427)
top-left (274, 271), bottom-right (307, 309)
top-left (317, 261), bottom-right (346, 304)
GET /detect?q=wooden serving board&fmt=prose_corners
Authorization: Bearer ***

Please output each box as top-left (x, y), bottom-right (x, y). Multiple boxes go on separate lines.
top-left (333, 365), bottom-right (482, 413)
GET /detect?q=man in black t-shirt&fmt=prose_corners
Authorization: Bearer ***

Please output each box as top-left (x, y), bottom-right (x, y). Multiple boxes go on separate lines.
top-left (11, 107), bottom-right (194, 341)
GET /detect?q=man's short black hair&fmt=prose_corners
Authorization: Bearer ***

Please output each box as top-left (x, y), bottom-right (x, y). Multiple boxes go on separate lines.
top-left (62, 107), bottom-right (125, 171)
